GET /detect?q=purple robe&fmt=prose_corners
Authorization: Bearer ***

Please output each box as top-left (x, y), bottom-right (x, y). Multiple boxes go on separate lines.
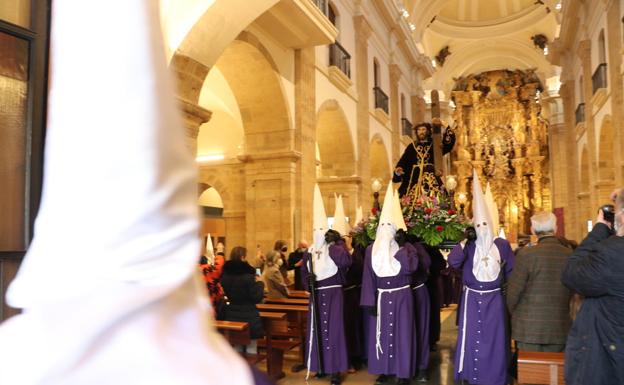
top-left (412, 242), bottom-right (431, 370)
top-left (360, 243), bottom-right (418, 379)
top-left (301, 241), bottom-right (352, 374)
top-left (344, 245), bottom-right (365, 362)
top-left (448, 239), bottom-right (514, 385)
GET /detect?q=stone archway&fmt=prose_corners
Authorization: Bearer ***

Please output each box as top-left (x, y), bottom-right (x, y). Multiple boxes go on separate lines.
top-left (316, 99), bottom-right (358, 222)
top-left (369, 133), bottom-right (391, 190)
top-left (195, 32), bottom-right (294, 254)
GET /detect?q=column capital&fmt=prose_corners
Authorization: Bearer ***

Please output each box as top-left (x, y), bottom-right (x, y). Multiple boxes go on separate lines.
top-left (353, 15), bottom-right (373, 40)
top-left (389, 63), bottom-right (402, 84)
top-left (576, 39), bottom-right (591, 60)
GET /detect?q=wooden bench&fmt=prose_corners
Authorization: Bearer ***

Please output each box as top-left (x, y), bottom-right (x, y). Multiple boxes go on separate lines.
top-left (517, 351), bottom-right (565, 385)
top-left (257, 303), bottom-right (309, 372)
top-left (288, 290), bottom-right (310, 299)
top-left (258, 311), bottom-right (288, 380)
top-left (264, 297), bottom-right (309, 306)
top-left (214, 320), bottom-right (250, 346)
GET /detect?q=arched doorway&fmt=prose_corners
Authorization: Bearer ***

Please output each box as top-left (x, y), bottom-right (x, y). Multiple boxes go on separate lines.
top-left (198, 185), bottom-right (226, 251)
top-left (369, 134), bottom-right (391, 204)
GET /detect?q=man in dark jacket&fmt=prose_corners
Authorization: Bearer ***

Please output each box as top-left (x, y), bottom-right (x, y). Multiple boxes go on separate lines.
top-left (507, 212), bottom-right (572, 352)
top-left (288, 240), bottom-right (308, 290)
top-left (561, 189), bottom-right (624, 385)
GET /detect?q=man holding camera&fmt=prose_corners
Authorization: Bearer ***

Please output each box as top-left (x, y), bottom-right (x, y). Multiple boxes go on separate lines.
top-left (561, 189), bottom-right (624, 385)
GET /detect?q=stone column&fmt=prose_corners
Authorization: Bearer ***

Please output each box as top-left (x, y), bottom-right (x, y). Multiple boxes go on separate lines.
top-left (354, 15), bottom-right (373, 209)
top-left (294, 47), bottom-right (317, 245)
top-left (607, 0), bottom-right (624, 184)
top-left (559, 81), bottom-right (580, 239)
top-left (389, 64), bottom-right (402, 164)
top-left (578, 40), bottom-right (600, 215)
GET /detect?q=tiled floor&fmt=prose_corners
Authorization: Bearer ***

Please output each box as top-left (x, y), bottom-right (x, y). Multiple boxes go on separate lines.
top-left (273, 306), bottom-right (459, 385)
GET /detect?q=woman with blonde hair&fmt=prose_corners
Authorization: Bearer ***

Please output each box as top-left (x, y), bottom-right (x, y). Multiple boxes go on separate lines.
top-left (263, 250), bottom-right (290, 298)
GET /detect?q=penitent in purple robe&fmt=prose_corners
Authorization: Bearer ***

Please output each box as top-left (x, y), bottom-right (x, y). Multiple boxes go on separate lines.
top-left (301, 241), bottom-right (352, 374)
top-left (448, 238), bottom-right (514, 385)
top-left (360, 243), bottom-right (418, 379)
top-left (344, 245), bottom-right (365, 363)
top-left (411, 242), bottom-right (431, 371)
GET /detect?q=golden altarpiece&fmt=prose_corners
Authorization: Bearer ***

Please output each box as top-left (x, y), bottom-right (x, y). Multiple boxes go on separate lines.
top-left (450, 69), bottom-right (551, 242)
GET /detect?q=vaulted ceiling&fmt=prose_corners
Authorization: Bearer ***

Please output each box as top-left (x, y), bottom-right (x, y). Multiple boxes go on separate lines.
top-left (405, 0), bottom-right (562, 97)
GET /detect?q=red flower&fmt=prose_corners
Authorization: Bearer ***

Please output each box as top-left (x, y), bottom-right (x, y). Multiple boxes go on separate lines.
top-left (447, 209), bottom-right (456, 215)
top-left (371, 207), bottom-right (379, 215)
top-left (424, 208), bottom-right (433, 214)
top-left (436, 225), bottom-right (444, 232)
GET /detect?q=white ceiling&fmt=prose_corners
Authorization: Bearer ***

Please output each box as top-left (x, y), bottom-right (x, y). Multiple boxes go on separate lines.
top-left (405, 0), bottom-right (562, 96)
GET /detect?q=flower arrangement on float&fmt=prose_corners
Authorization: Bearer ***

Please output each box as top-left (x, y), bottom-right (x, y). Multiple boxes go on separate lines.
top-left (351, 192), bottom-right (470, 248)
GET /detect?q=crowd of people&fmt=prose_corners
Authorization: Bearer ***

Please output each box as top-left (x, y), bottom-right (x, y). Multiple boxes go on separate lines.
top-left (198, 182), bottom-right (624, 385)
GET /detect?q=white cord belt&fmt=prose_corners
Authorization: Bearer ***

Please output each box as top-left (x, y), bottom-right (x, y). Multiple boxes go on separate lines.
top-left (458, 285), bottom-right (501, 373)
top-left (375, 284), bottom-right (411, 360)
top-left (305, 283), bottom-right (342, 379)
top-left (411, 283), bottom-right (425, 290)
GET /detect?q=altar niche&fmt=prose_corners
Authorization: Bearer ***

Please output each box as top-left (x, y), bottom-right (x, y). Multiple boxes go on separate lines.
top-left (450, 69), bottom-right (551, 242)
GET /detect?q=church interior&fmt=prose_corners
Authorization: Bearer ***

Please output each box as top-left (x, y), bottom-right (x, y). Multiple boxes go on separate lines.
top-left (1, 0), bottom-right (623, 384)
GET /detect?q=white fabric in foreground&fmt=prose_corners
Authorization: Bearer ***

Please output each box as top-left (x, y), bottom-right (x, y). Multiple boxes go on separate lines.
top-left (484, 183), bottom-right (500, 235)
top-left (310, 184), bottom-right (337, 281)
top-left (0, 2), bottom-right (253, 384)
top-left (371, 183), bottom-right (401, 277)
top-left (471, 171), bottom-right (500, 282)
top-left (333, 194), bottom-right (350, 236)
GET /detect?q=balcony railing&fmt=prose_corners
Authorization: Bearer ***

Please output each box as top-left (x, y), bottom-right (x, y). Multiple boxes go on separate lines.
top-left (374, 86), bottom-right (389, 114)
top-left (312, 0), bottom-right (329, 17)
top-left (401, 117), bottom-right (413, 136)
top-left (575, 103), bottom-right (585, 125)
top-left (329, 41), bottom-right (351, 78)
top-left (592, 63), bottom-right (608, 94)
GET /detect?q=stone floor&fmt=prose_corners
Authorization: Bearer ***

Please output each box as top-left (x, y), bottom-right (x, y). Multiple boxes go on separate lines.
top-left (270, 306), bottom-right (460, 385)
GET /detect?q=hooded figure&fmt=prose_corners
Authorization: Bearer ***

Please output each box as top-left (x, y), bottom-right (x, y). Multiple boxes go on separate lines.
top-left (301, 185), bottom-right (352, 385)
top-left (448, 170), bottom-right (514, 385)
top-left (0, 2), bottom-right (264, 385)
top-left (485, 183), bottom-right (500, 236)
top-left (354, 206), bottom-right (364, 226)
top-left (360, 183), bottom-right (418, 385)
top-left (199, 234), bottom-right (225, 310)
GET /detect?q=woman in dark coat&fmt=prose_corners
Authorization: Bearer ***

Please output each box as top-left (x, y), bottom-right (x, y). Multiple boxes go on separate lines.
top-left (220, 246), bottom-right (265, 341)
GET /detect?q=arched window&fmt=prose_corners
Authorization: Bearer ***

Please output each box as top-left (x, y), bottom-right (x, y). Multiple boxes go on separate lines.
top-left (373, 58), bottom-right (380, 88)
top-left (598, 29), bottom-right (607, 64)
top-left (328, 2), bottom-right (338, 27)
top-left (400, 93), bottom-right (406, 118)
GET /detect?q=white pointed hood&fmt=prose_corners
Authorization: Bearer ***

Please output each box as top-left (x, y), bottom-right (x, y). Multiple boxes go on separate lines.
top-left (355, 206), bottom-right (364, 225)
top-left (472, 171), bottom-right (500, 282)
top-left (205, 234), bottom-right (215, 265)
top-left (0, 2), bottom-right (253, 384)
top-left (333, 194), bottom-right (350, 236)
top-left (393, 188), bottom-right (407, 231)
top-left (485, 183), bottom-right (500, 235)
top-left (372, 183), bottom-right (401, 277)
top-left (310, 185), bottom-right (338, 281)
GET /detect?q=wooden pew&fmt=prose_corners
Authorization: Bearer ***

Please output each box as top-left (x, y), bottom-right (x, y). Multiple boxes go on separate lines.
top-left (258, 311), bottom-right (290, 380)
top-left (214, 320), bottom-right (250, 346)
top-left (517, 351), bottom-right (565, 385)
top-left (264, 297), bottom-right (309, 306)
top-left (288, 290), bottom-right (310, 299)
top-left (257, 303), bottom-right (309, 372)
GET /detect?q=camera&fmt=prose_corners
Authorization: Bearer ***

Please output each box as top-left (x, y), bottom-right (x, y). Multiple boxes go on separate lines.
top-left (464, 226), bottom-right (477, 242)
top-left (601, 204), bottom-right (615, 227)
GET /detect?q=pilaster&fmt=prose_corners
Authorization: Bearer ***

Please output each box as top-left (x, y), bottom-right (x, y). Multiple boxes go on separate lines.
top-left (389, 63), bottom-right (402, 164)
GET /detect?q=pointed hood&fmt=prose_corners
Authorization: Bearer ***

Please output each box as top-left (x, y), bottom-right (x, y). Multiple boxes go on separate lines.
top-left (0, 2), bottom-right (253, 384)
top-left (472, 171), bottom-right (500, 282)
top-left (333, 194), bottom-right (350, 236)
top-left (393, 188), bottom-right (407, 231)
top-left (309, 185), bottom-right (337, 281)
top-left (205, 234), bottom-right (215, 265)
top-left (354, 206), bottom-right (363, 225)
top-left (371, 182), bottom-right (401, 277)
top-left (484, 183), bottom-right (500, 235)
